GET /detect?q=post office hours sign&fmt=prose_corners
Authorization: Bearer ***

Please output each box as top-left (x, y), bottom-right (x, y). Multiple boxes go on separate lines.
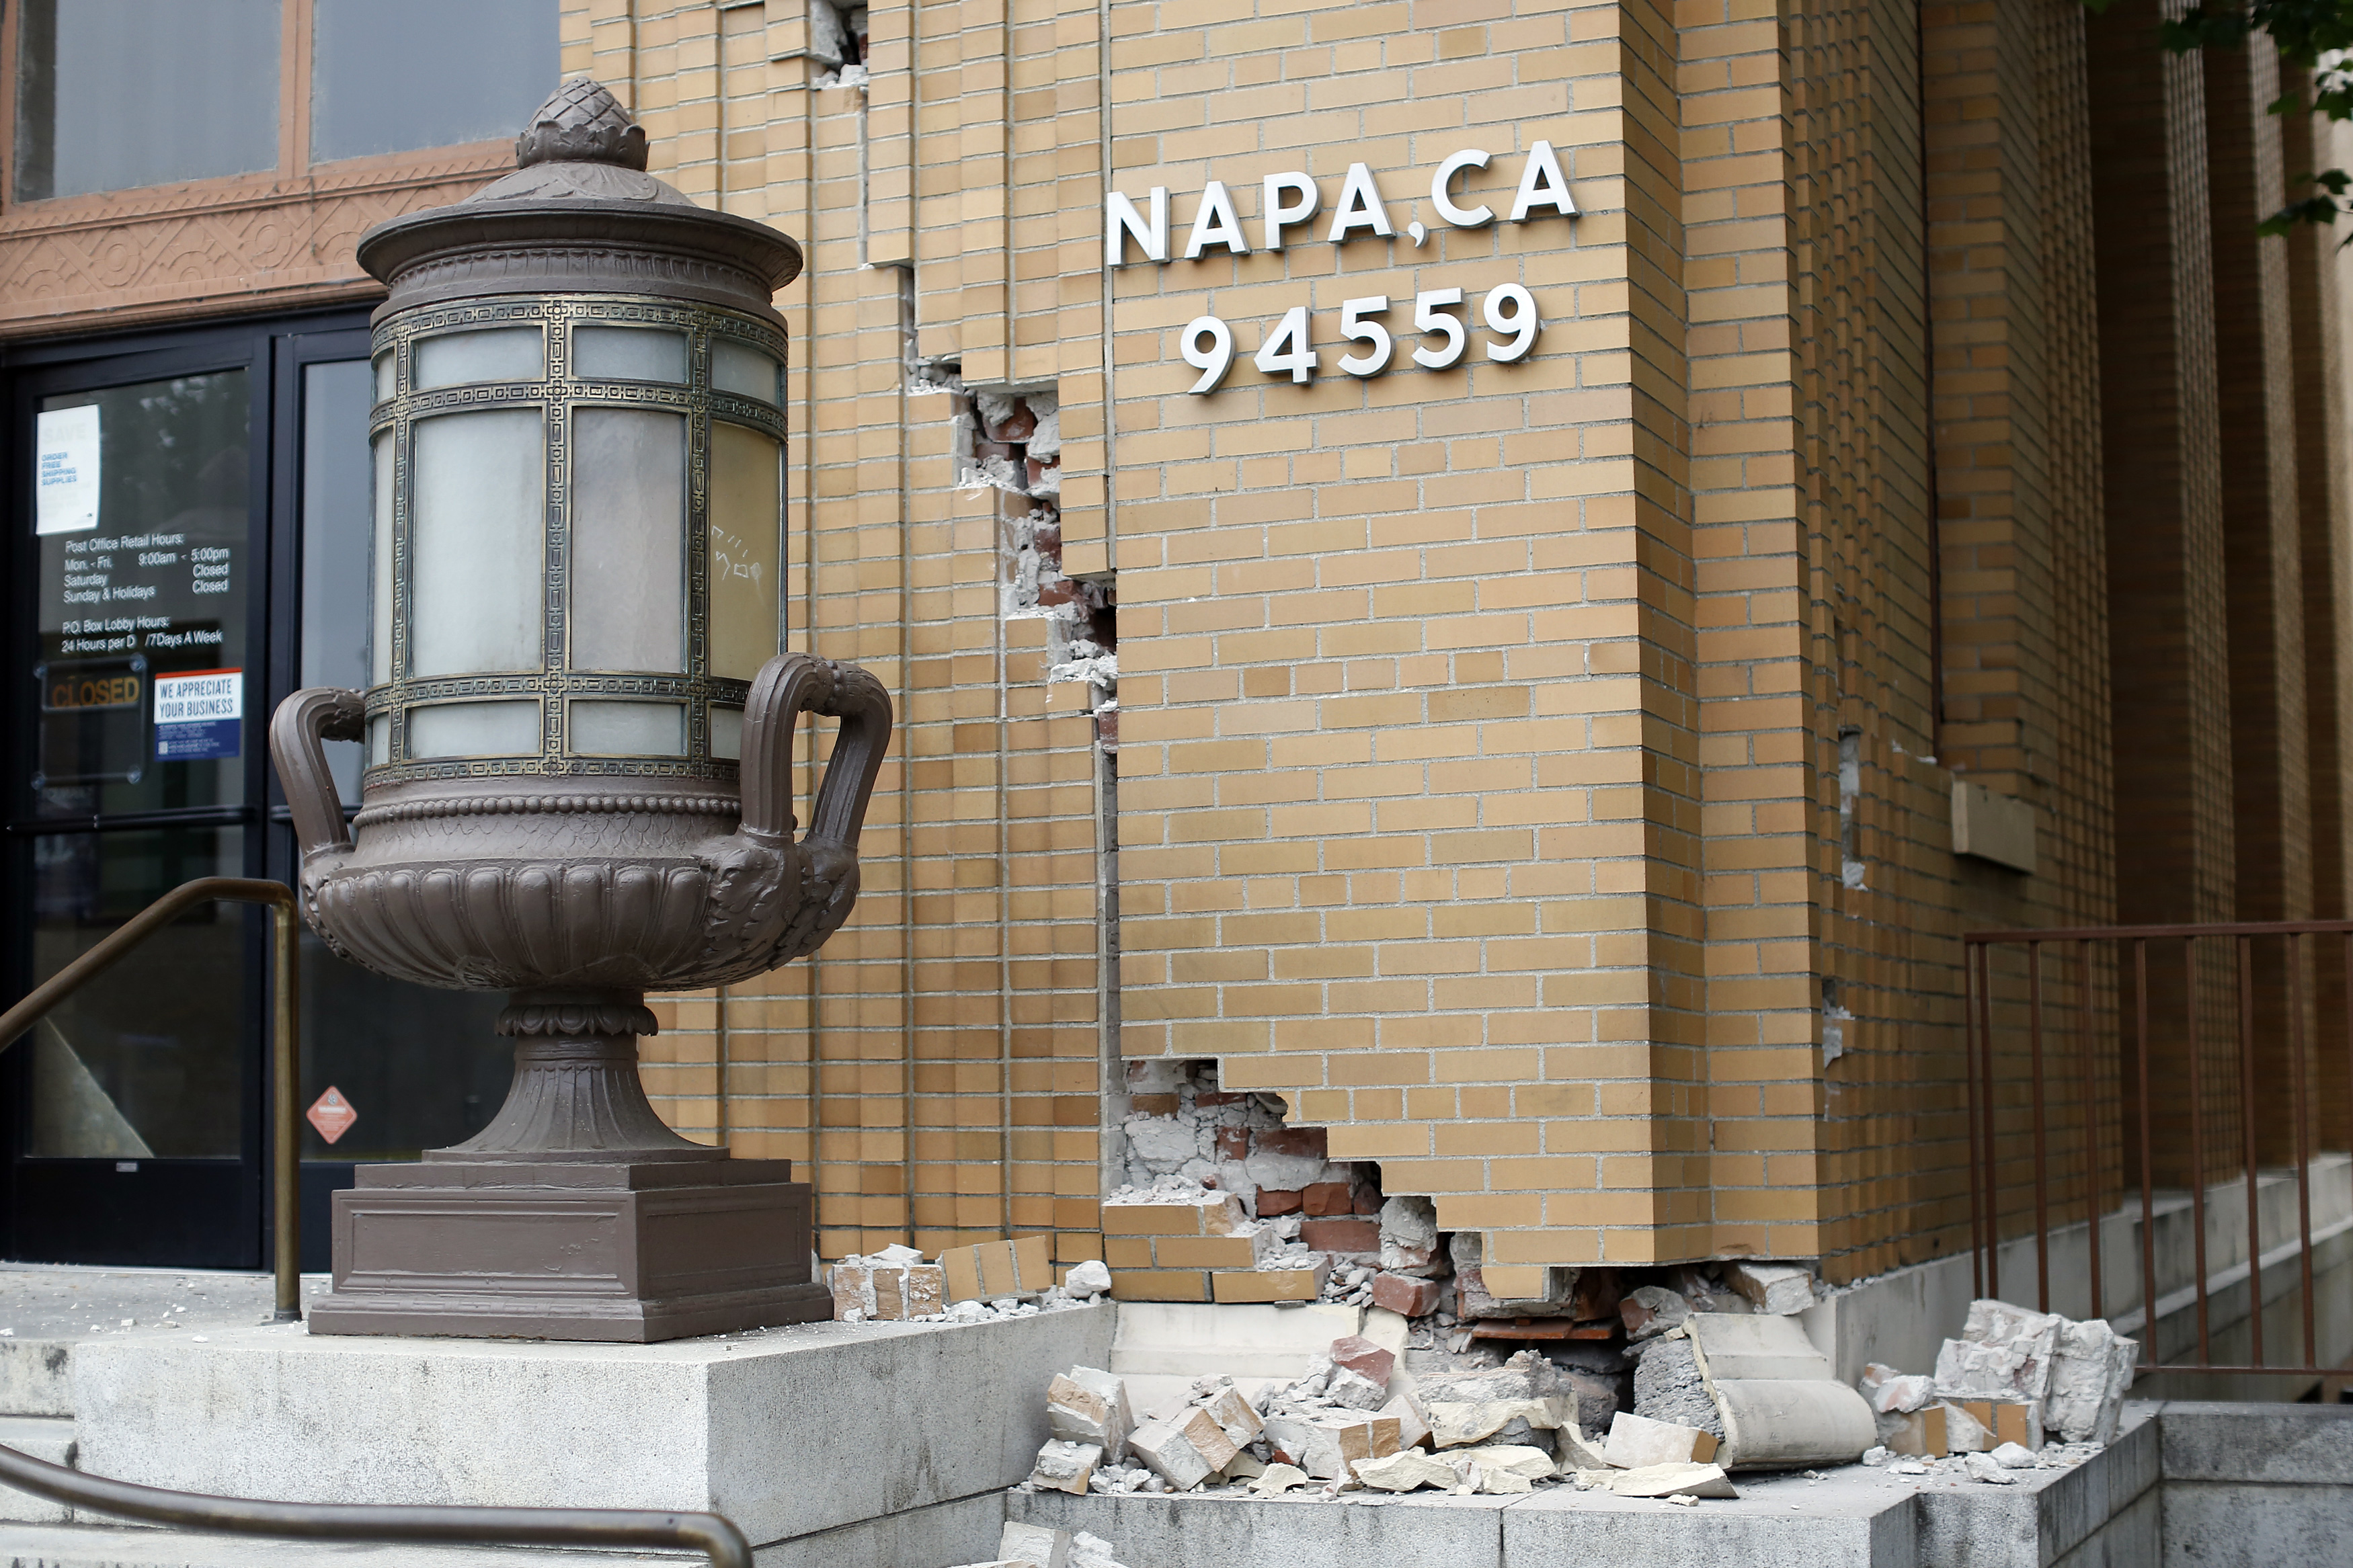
top-left (1104, 144), bottom-right (1576, 394)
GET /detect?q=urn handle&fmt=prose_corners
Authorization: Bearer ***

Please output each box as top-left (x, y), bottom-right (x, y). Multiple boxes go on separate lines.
top-left (268, 687), bottom-right (366, 860)
top-left (737, 654), bottom-right (893, 852)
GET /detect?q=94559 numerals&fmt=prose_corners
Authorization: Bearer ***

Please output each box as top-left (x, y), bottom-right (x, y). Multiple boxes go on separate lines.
top-left (1181, 285), bottom-right (1539, 395)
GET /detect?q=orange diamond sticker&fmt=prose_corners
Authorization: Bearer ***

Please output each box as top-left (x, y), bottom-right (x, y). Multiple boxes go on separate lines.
top-left (306, 1086), bottom-right (358, 1145)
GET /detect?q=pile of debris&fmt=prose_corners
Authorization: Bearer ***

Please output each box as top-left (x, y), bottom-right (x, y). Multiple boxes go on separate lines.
top-left (1853, 1298), bottom-right (2135, 1484)
top-left (1016, 1330), bottom-right (1770, 1505)
top-left (949, 1522), bottom-right (1127, 1568)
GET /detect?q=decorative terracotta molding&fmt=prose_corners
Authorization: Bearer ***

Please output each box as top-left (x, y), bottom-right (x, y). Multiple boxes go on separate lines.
top-left (0, 150), bottom-right (508, 339)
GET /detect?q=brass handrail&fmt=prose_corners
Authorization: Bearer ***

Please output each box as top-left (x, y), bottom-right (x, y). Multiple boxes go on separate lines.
top-left (0, 876), bottom-right (758, 1567)
top-left (0, 876), bottom-right (301, 1320)
top-left (0, 1438), bottom-right (752, 1568)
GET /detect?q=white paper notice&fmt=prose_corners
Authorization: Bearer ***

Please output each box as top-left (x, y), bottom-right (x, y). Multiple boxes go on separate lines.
top-left (35, 405), bottom-right (100, 535)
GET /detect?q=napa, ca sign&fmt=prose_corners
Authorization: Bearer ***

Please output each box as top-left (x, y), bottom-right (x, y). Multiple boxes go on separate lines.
top-left (1103, 143), bottom-right (1577, 393)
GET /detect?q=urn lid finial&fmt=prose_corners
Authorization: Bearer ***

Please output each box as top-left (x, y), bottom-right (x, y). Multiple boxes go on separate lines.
top-left (514, 77), bottom-right (649, 171)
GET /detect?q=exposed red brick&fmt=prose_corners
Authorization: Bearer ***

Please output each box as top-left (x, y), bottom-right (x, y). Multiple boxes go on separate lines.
top-left (1251, 1126), bottom-right (1326, 1159)
top-left (1370, 1273), bottom-right (1442, 1317)
top-left (1257, 1189), bottom-right (1303, 1216)
top-left (1301, 1217), bottom-right (1380, 1253)
top-left (1301, 1182), bottom-right (1353, 1216)
top-left (1328, 1333), bottom-right (1395, 1386)
top-left (1215, 1127), bottom-right (1250, 1161)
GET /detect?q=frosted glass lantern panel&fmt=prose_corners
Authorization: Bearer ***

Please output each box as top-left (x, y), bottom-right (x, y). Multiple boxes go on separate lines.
top-left (367, 714), bottom-right (389, 766)
top-left (711, 705), bottom-right (744, 761)
top-left (407, 700), bottom-right (540, 759)
top-left (574, 326), bottom-right (688, 384)
top-left (712, 340), bottom-right (780, 405)
top-left (409, 409), bottom-right (545, 676)
top-left (370, 429), bottom-right (394, 684)
top-left (372, 351), bottom-right (393, 403)
top-left (415, 326), bottom-right (543, 389)
top-left (570, 700), bottom-right (686, 757)
top-left (708, 421), bottom-right (782, 682)
top-left (569, 409), bottom-right (686, 672)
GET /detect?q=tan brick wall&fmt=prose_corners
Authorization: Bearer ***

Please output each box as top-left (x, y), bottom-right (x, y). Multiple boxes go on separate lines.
top-left (556, 0), bottom-right (2353, 1280)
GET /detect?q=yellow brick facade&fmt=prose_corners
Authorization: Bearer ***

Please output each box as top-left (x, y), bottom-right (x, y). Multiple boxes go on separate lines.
top-left (579, 0), bottom-right (2353, 1285)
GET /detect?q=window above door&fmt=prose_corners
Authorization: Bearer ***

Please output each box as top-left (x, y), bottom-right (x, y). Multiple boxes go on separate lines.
top-left (9, 0), bottom-right (559, 203)
top-left (0, 1), bottom-right (563, 341)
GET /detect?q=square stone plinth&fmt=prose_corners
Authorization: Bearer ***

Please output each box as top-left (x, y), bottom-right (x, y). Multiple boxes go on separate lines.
top-left (309, 1158), bottom-right (829, 1342)
top-left (72, 1303), bottom-right (1116, 1550)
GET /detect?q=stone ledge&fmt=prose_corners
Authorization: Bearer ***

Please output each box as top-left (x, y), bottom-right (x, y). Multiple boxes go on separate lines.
top-left (71, 1303), bottom-right (1114, 1549)
top-left (2153, 1399), bottom-right (2353, 1485)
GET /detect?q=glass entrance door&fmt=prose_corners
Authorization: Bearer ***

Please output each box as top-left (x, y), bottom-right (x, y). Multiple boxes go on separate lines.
top-left (4, 313), bottom-right (502, 1270)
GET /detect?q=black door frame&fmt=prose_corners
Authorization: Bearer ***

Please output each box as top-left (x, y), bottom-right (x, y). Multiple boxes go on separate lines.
top-left (1, 304), bottom-right (373, 1270)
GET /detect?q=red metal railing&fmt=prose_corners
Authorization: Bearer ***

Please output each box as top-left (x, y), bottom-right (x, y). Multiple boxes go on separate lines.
top-left (1964, 919), bottom-right (2353, 1378)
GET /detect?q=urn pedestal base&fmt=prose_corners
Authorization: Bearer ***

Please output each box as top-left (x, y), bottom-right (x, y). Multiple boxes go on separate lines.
top-left (306, 1157), bottom-right (831, 1342)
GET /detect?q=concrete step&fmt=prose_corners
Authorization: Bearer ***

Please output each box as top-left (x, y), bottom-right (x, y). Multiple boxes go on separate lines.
top-left (1, 1268), bottom-right (303, 1419)
top-left (0, 1522), bottom-right (672, 1568)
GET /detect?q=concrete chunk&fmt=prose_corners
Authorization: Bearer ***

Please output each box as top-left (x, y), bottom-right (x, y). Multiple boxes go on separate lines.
top-left (1375, 1195), bottom-right (1441, 1275)
top-left (1261, 1412), bottom-right (1399, 1479)
top-left (1458, 1444), bottom-right (1555, 1495)
top-left (1325, 1366), bottom-right (1390, 1410)
top-left (1127, 1411), bottom-right (1217, 1491)
top-left (1191, 1380), bottom-right (1263, 1448)
top-left (1248, 1462), bottom-right (1310, 1495)
top-left (1620, 1284), bottom-right (1691, 1342)
top-left (1379, 1391), bottom-right (1430, 1451)
top-left (999, 1520), bottom-right (1072, 1568)
top-left (1934, 1299), bottom-right (2061, 1403)
top-left (1723, 1261), bottom-right (1816, 1315)
top-left (1860, 1362), bottom-right (1934, 1414)
top-left (2042, 1317), bottom-right (2137, 1444)
top-left (1552, 1422), bottom-right (1609, 1475)
top-left (1047, 1367), bottom-right (1133, 1463)
top-left (1351, 1448), bottom-right (1458, 1491)
top-left (1427, 1397), bottom-right (1566, 1449)
top-left (1029, 1440), bottom-right (1103, 1495)
top-left (1604, 1411), bottom-right (1720, 1469)
top-left (1878, 1405), bottom-right (1948, 1457)
top-left (1963, 1450), bottom-right (2018, 1485)
top-left (1606, 1460), bottom-right (1739, 1499)
top-left (1632, 1335), bottom-right (1723, 1438)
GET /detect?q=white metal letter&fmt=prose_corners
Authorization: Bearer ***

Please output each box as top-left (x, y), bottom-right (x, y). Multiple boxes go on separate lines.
top-left (1326, 162), bottom-right (1396, 243)
top-left (1182, 181), bottom-right (1250, 259)
top-left (1508, 140), bottom-right (1577, 222)
top-left (1262, 171), bottom-right (1319, 250)
top-left (1431, 149), bottom-right (1494, 227)
top-left (1105, 187), bottom-right (1170, 266)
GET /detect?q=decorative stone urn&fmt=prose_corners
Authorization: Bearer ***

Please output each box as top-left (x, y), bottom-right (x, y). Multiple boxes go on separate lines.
top-left (267, 79), bottom-right (889, 1341)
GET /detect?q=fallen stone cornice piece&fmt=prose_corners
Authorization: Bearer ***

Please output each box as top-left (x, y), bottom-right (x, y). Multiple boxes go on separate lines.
top-left (1683, 1313), bottom-right (1876, 1471)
